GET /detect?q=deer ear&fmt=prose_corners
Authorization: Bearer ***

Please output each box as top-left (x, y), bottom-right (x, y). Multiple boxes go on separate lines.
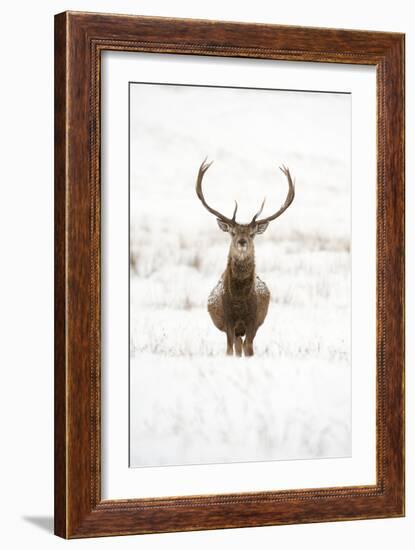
top-left (256, 221), bottom-right (269, 235)
top-left (217, 219), bottom-right (231, 232)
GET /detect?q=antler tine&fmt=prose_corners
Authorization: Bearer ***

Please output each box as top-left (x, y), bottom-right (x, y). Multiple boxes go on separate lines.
top-left (251, 197), bottom-right (266, 224)
top-left (253, 165), bottom-right (295, 225)
top-left (195, 159), bottom-right (237, 225)
top-left (231, 201), bottom-right (238, 223)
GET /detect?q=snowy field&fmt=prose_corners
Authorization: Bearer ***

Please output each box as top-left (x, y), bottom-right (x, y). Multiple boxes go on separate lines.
top-left (129, 83), bottom-right (351, 467)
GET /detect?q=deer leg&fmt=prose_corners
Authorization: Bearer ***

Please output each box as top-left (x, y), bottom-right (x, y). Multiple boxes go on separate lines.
top-left (243, 326), bottom-right (256, 357)
top-left (243, 339), bottom-right (254, 357)
top-left (234, 336), bottom-right (243, 357)
top-left (226, 327), bottom-right (234, 356)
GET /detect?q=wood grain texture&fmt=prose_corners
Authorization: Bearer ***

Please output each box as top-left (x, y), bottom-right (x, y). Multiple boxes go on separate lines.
top-left (54, 11), bottom-right (67, 538)
top-left (54, 11), bottom-right (405, 539)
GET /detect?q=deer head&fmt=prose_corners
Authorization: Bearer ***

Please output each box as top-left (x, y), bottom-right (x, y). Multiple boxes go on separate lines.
top-left (196, 159), bottom-right (295, 259)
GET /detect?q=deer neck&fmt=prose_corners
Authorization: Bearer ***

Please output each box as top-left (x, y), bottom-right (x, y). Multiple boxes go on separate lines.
top-left (227, 250), bottom-right (255, 284)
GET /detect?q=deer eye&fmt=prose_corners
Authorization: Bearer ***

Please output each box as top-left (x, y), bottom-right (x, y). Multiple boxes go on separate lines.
top-left (250, 233), bottom-right (256, 238)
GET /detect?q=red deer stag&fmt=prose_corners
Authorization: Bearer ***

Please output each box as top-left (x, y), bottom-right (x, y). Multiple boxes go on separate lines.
top-left (196, 159), bottom-right (295, 357)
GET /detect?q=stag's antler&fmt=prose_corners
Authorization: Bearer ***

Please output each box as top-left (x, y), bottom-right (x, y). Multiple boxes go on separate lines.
top-left (251, 165), bottom-right (295, 225)
top-left (196, 158), bottom-right (238, 225)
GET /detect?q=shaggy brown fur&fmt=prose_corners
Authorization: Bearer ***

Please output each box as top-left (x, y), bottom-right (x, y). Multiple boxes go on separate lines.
top-left (208, 240), bottom-right (270, 356)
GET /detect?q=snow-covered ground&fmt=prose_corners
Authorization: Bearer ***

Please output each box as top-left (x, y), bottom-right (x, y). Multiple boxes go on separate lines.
top-left (129, 83), bottom-right (351, 467)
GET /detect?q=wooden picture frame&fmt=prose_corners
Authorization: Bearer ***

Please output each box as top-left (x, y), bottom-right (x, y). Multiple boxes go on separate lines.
top-left (54, 11), bottom-right (405, 538)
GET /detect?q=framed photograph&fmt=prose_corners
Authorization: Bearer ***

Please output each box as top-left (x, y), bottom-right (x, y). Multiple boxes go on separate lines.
top-left (54, 11), bottom-right (405, 538)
